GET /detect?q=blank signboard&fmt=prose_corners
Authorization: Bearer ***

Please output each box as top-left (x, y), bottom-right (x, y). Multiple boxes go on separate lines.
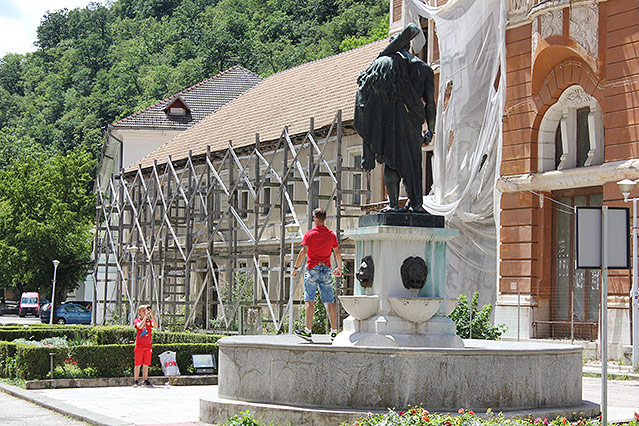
top-left (576, 207), bottom-right (629, 269)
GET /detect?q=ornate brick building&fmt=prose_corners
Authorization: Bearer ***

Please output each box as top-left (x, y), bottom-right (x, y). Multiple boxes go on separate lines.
top-left (496, 0), bottom-right (637, 358)
top-left (393, 0), bottom-right (638, 358)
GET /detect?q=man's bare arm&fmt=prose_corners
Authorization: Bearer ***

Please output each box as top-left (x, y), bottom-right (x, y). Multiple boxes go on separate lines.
top-left (333, 246), bottom-right (342, 277)
top-left (292, 246), bottom-right (308, 278)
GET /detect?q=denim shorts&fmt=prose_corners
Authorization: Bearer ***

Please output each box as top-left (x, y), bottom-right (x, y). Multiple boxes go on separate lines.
top-left (304, 265), bottom-right (334, 303)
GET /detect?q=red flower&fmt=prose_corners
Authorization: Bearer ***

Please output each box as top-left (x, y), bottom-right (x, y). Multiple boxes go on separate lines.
top-left (468, 410), bottom-right (475, 415)
top-left (422, 416), bottom-right (430, 422)
top-left (445, 421), bottom-right (452, 426)
top-left (458, 409), bottom-right (464, 414)
top-left (412, 409), bottom-right (418, 415)
top-left (424, 410), bottom-right (430, 415)
top-left (399, 411), bottom-right (405, 416)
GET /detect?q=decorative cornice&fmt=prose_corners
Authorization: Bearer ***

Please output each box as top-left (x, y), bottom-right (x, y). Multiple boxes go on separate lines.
top-left (497, 158), bottom-right (639, 193)
top-left (507, 0), bottom-right (605, 29)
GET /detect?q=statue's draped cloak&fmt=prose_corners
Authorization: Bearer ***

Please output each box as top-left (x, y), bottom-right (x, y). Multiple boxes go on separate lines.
top-left (354, 53), bottom-right (425, 199)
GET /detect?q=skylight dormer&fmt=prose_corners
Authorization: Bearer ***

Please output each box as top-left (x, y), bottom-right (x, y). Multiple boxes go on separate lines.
top-left (164, 96), bottom-right (191, 117)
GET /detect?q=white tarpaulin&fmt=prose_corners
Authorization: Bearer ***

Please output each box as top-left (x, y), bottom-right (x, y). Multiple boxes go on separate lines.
top-left (406, 0), bottom-right (506, 309)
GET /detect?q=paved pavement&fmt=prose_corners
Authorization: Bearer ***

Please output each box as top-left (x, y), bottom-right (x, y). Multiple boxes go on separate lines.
top-left (0, 390), bottom-right (89, 426)
top-left (0, 376), bottom-right (637, 426)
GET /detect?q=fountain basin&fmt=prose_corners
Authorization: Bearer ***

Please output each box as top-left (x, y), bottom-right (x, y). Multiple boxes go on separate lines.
top-left (388, 297), bottom-right (441, 323)
top-left (213, 335), bottom-right (587, 413)
top-left (442, 298), bottom-right (459, 316)
top-left (339, 295), bottom-right (379, 320)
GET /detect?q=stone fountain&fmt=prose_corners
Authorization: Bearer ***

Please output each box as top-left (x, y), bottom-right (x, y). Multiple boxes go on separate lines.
top-left (200, 23), bottom-right (595, 425)
top-left (200, 213), bottom-right (598, 426)
top-left (335, 212), bottom-right (462, 348)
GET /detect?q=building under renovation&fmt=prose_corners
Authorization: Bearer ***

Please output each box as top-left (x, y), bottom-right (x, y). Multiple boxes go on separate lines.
top-left (93, 0), bottom-right (639, 360)
top-left (92, 41), bottom-right (389, 332)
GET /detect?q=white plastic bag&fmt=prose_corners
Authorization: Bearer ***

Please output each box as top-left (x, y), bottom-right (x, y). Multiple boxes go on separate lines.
top-left (158, 351), bottom-right (181, 376)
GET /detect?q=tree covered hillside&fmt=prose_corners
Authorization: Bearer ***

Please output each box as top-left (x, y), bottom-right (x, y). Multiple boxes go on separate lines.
top-left (0, 0), bottom-right (389, 159)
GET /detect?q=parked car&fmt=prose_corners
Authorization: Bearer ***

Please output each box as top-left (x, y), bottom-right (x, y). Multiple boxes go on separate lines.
top-left (18, 292), bottom-right (40, 317)
top-left (0, 301), bottom-right (18, 315)
top-left (40, 302), bottom-right (92, 325)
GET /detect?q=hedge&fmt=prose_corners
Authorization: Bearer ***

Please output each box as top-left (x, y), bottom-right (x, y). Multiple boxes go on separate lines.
top-left (0, 325), bottom-right (224, 380)
top-left (1, 342), bottom-right (220, 380)
top-left (0, 325), bottom-right (223, 346)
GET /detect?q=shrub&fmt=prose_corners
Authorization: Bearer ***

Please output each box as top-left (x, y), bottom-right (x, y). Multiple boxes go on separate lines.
top-left (0, 341), bottom-right (18, 376)
top-left (1, 341), bottom-right (220, 380)
top-left (222, 411), bottom-right (264, 426)
top-left (154, 331), bottom-right (222, 344)
top-left (14, 344), bottom-right (68, 380)
top-left (89, 326), bottom-right (135, 345)
top-left (0, 325), bottom-right (224, 380)
top-left (448, 292), bottom-right (507, 340)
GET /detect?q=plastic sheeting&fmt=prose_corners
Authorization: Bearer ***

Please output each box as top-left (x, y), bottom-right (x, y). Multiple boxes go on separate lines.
top-left (406, 0), bottom-right (506, 309)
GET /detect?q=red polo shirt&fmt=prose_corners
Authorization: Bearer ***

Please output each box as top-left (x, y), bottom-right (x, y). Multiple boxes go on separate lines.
top-left (302, 226), bottom-right (339, 269)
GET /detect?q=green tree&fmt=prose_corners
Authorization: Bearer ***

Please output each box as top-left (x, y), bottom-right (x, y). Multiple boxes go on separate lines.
top-left (0, 148), bottom-right (96, 301)
top-left (0, 0), bottom-right (390, 159)
top-left (0, 127), bottom-right (51, 170)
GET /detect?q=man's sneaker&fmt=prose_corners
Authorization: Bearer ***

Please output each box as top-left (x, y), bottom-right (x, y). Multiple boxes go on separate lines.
top-left (330, 331), bottom-right (337, 340)
top-left (142, 380), bottom-right (154, 388)
top-left (295, 329), bottom-right (312, 341)
top-left (132, 380), bottom-right (139, 388)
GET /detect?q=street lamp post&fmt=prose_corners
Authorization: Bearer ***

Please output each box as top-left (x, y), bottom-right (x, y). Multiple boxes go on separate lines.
top-left (50, 260), bottom-right (60, 325)
top-left (127, 246), bottom-right (139, 326)
top-left (285, 222), bottom-right (301, 334)
top-left (617, 179), bottom-right (639, 370)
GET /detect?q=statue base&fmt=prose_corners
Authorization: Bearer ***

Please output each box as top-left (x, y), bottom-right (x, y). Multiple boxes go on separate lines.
top-left (333, 315), bottom-right (463, 348)
top-left (359, 211), bottom-right (445, 228)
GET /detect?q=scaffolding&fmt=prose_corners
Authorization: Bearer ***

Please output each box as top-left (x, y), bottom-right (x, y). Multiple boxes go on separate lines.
top-left (92, 110), bottom-right (371, 331)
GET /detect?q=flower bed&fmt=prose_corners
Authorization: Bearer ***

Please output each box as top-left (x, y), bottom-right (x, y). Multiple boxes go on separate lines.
top-left (219, 409), bottom-right (639, 426)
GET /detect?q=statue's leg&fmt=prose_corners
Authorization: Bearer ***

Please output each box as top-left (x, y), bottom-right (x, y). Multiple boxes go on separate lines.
top-left (404, 178), bottom-right (424, 212)
top-left (383, 165), bottom-right (401, 210)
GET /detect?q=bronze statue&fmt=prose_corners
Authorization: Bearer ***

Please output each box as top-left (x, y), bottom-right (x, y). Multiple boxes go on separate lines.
top-left (354, 23), bottom-right (436, 212)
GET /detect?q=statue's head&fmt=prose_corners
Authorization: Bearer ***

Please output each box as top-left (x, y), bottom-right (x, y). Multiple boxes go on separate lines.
top-left (379, 23), bottom-right (421, 57)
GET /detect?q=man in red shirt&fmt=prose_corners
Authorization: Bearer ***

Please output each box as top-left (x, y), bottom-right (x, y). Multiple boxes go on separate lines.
top-left (133, 305), bottom-right (157, 387)
top-left (292, 208), bottom-right (342, 341)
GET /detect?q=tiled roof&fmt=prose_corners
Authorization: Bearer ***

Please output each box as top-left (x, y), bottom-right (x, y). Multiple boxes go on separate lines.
top-left (131, 40), bottom-right (386, 172)
top-left (112, 66), bottom-right (263, 130)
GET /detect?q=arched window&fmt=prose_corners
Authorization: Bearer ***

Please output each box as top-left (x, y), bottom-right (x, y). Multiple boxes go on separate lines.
top-left (538, 85), bottom-right (604, 172)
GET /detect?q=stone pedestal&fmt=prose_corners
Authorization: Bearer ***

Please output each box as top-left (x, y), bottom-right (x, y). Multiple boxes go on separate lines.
top-left (334, 216), bottom-right (463, 348)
